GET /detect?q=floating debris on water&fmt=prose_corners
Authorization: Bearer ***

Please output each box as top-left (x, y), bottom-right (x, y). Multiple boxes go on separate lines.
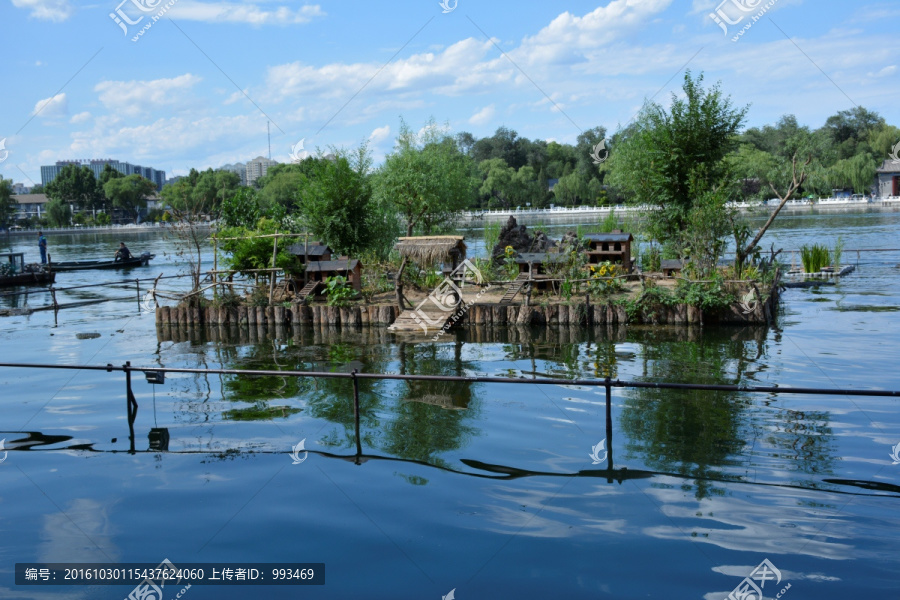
top-left (75, 332), bottom-right (101, 340)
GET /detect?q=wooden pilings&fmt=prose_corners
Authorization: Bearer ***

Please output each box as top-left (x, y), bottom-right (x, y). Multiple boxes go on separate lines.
top-left (156, 282), bottom-right (777, 342)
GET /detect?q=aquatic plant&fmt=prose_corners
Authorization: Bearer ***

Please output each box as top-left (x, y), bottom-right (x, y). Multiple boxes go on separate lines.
top-left (800, 244), bottom-right (831, 273)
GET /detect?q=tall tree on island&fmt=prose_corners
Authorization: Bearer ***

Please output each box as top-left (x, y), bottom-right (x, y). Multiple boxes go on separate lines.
top-left (608, 71), bottom-right (748, 255)
top-left (374, 118), bottom-right (476, 307)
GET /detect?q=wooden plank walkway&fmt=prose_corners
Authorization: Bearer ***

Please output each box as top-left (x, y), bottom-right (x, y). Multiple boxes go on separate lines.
top-left (295, 280), bottom-right (321, 302)
top-left (499, 274), bottom-right (529, 304)
top-left (389, 286), bottom-right (485, 333)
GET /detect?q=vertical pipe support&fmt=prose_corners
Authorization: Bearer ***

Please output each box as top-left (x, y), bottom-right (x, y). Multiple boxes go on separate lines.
top-left (605, 376), bottom-right (613, 474)
top-left (351, 369), bottom-right (362, 460)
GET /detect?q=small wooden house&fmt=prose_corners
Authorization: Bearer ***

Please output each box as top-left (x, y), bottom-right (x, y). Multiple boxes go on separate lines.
top-left (304, 258), bottom-right (363, 291)
top-left (583, 231), bottom-right (633, 272)
top-left (287, 242), bottom-right (362, 292)
top-left (287, 241), bottom-right (332, 265)
top-left (661, 259), bottom-right (686, 277)
top-left (513, 252), bottom-right (571, 289)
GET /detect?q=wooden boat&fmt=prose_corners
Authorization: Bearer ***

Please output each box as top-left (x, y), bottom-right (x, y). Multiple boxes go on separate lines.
top-left (50, 252), bottom-right (155, 271)
top-left (0, 252), bottom-right (55, 286)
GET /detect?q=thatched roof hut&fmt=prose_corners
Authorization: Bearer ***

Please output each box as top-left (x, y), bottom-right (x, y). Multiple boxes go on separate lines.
top-left (395, 236), bottom-right (467, 266)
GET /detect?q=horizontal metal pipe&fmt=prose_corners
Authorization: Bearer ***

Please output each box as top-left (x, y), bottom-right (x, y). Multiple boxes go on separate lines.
top-left (0, 362), bottom-right (897, 397)
top-left (0, 273), bottom-right (190, 298)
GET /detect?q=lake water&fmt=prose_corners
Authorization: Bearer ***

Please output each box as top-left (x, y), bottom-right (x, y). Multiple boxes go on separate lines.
top-left (1, 210), bottom-right (899, 599)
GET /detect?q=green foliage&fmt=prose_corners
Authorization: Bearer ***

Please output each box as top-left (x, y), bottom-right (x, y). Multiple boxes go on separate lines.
top-left (800, 244), bottom-right (831, 273)
top-left (221, 187), bottom-right (260, 228)
top-left (483, 220), bottom-right (501, 255)
top-left (45, 164), bottom-right (100, 211)
top-left (103, 174), bottom-right (156, 223)
top-left (622, 281), bottom-right (674, 323)
top-left (247, 284), bottom-right (271, 307)
top-left (220, 218), bottom-right (301, 278)
top-left (608, 70), bottom-right (748, 244)
top-left (95, 212), bottom-right (112, 226)
top-left (0, 178), bottom-right (17, 228)
top-left (45, 198), bottom-right (71, 227)
top-left (324, 275), bottom-right (354, 307)
top-left (674, 277), bottom-right (733, 312)
top-left (211, 288), bottom-right (243, 308)
top-left (826, 153), bottom-right (877, 194)
top-left (588, 261), bottom-right (626, 297)
top-left (374, 117), bottom-right (476, 236)
top-left (598, 209), bottom-right (619, 233)
top-left (160, 168), bottom-right (241, 219)
top-left (294, 145), bottom-right (394, 257)
top-left (832, 236), bottom-right (844, 268)
top-left (478, 158), bottom-right (546, 208)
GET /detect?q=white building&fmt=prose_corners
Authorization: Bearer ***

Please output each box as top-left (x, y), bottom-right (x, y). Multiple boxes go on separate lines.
top-left (245, 156), bottom-right (278, 187)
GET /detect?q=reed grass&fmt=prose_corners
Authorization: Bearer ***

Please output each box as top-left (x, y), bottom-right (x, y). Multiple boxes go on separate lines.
top-left (800, 244), bottom-right (831, 273)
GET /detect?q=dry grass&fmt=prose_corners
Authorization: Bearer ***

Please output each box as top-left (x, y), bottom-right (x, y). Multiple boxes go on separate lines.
top-left (395, 236), bottom-right (467, 266)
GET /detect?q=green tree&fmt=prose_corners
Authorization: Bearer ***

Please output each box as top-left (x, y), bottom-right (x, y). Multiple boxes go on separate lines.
top-left (478, 158), bottom-right (516, 208)
top-left (160, 168), bottom-right (240, 218)
top-left (731, 129), bottom-right (821, 274)
top-left (374, 118), bottom-right (475, 237)
top-left (827, 153), bottom-right (877, 194)
top-left (608, 71), bottom-right (748, 245)
top-left (159, 169), bottom-right (239, 299)
top-left (0, 178), bottom-right (17, 229)
top-left (220, 217), bottom-right (301, 278)
top-left (103, 174), bottom-right (156, 223)
top-left (45, 198), bottom-right (72, 227)
top-left (221, 187), bottom-right (260, 228)
top-left (45, 164), bottom-right (100, 212)
top-left (257, 162), bottom-right (316, 212)
top-left (295, 145), bottom-right (392, 257)
top-left (97, 164), bottom-right (124, 213)
top-left (822, 106), bottom-right (885, 160)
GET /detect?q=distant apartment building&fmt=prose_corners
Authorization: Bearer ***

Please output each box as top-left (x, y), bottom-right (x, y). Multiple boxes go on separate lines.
top-left (245, 156), bottom-right (278, 187)
top-left (40, 159), bottom-right (166, 191)
top-left (10, 182), bottom-right (32, 195)
top-left (220, 162), bottom-right (248, 186)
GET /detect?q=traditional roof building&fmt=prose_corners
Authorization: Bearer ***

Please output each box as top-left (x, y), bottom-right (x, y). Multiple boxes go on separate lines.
top-left (876, 159), bottom-right (900, 198)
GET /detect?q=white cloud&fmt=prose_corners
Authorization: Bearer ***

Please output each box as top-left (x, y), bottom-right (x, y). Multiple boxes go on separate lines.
top-left (514, 0), bottom-right (675, 66)
top-left (11, 0), bottom-right (72, 22)
top-left (94, 74), bottom-right (202, 118)
top-left (33, 93), bottom-right (67, 118)
top-left (469, 104), bottom-right (496, 126)
top-left (368, 125), bottom-right (391, 144)
top-left (70, 111), bottom-right (91, 124)
top-left (168, 1), bottom-right (325, 25)
top-left (869, 65), bottom-right (897, 78)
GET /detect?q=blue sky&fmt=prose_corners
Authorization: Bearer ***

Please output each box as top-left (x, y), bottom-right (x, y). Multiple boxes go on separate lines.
top-left (2, 0), bottom-right (899, 186)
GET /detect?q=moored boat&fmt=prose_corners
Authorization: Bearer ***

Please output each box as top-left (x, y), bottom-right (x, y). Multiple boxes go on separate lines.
top-left (0, 252), bottom-right (55, 286)
top-left (50, 252), bottom-right (155, 272)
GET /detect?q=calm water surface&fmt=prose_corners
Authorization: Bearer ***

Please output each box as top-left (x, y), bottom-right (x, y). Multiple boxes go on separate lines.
top-left (1, 212), bottom-right (899, 599)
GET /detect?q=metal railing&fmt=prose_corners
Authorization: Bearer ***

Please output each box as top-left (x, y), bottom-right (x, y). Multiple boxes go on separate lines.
top-left (2, 361), bottom-right (898, 492)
